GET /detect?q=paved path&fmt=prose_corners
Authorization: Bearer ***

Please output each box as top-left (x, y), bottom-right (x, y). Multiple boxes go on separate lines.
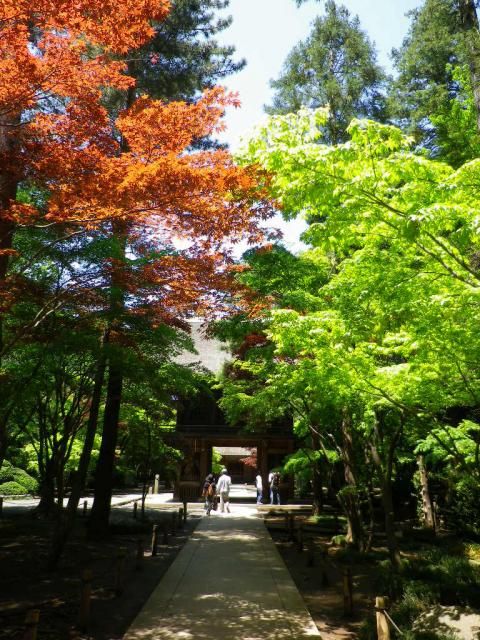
top-left (124, 505), bottom-right (320, 640)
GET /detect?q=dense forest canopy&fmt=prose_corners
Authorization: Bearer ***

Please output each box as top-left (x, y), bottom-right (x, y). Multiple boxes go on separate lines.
top-left (2, 5), bottom-right (480, 633)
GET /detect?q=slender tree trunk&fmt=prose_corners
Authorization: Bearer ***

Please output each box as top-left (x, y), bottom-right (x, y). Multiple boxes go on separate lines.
top-left (0, 416), bottom-right (8, 469)
top-left (88, 216), bottom-right (128, 539)
top-left (0, 114), bottom-right (20, 455)
top-left (48, 336), bottom-right (107, 568)
top-left (312, 461), bottom-right (323, 516)
top-left (88, 361), bottom-right (123, 538)
top-left (458, 0), bottom-right (480, 131)
top-left (310, 430), bottom-right (323, 516)
top-left (417, 454), bottom-right (435, 529)
top-left (365, 479), bottom-right (375, 553)
top-left (87, 78), bottom-right (134, 539)
top-left (369, 414), bottom-right (403, 569)
top-left (381, 475), bottom-right (401, 567)
top-left (0, 113), bottom-right (20, 285)
top-left (338, 410), bottom-right (365, 550)
top-left (37, 456), bottom-right (57, 515)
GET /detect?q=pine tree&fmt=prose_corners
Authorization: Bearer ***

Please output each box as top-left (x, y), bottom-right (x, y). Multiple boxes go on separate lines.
top-left (267, 0), bottom-right (386, 144)
top-left (389, 0), bottom-right (480, 161)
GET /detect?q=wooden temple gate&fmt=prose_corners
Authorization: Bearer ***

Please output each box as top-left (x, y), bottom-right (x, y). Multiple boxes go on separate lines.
top-left (168, 321), bottom-right (296, 501)
top-left (168, 386), bottom-right (295, 501)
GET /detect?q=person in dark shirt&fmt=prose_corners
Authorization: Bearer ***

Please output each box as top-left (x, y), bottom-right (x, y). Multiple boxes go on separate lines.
top-left (270, 472), bottom-right (281, 505)
top-left (202, 473), bottom-right (216, 515)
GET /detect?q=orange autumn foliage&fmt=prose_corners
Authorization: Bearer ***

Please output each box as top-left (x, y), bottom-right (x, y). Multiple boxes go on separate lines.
top-left (0, 0), bottom-right (275, 330)
top-left (0, 0), bottom-right (170, 276)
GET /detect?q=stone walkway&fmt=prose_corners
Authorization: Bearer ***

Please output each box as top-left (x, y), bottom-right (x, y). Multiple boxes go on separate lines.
top-left (124, 505), bottom-right (321, 640)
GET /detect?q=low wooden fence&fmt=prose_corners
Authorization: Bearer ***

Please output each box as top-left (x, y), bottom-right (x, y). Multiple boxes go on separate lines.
top-left (5, 504), bottom-right (189, 639)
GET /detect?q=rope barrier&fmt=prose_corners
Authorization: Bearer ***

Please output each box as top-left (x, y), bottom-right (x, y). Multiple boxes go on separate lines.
top-left (374, 606), bottom-right (404, 636)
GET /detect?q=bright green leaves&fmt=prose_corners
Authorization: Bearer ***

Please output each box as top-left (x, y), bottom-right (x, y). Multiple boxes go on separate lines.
top-left (235, 106), bottom-right (480, 462)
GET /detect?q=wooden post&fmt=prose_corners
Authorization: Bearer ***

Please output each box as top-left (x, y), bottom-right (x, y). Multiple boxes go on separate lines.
top-left (171, 511), bottom-right (177, 535)
top-left (151, 524), bottom-right (158, 556)
top-left (133, 500), bottom-right (138, 519)
top-left (284, 513), bottom-right (289, 537)
top-left (432, 500), bottom-right (439, 531)
top-left (289, 513), bottom-right (295, 541)
top-left (297, 521), bottom-right (304, 552)
top-left (375, 596), bottom-right (391, 640)
top-left (182, 500), bottom-right (187, 523)
top-left (148, 485), bottom-right (153, 495)
top-left (178, 507), bottom-right (183, 529)
top-left (23, 609), bottom-right (40, 640)
top-left (306, 538), bottom-right (315, 567)
top-left (162, 521), bottom-right (169, 545)
top-left (136, 538), bottom-right (144, 571)
top-left (114, 547), bottom-right (127, 596)
top-left (0, 496), bottom-right (3, 517)
top-left (78, 570), bottom-right (92, 632)
top-left (154, 474), bottom-right (159, 494)
top-left (82, 499), bottom-right (87, 517)
top-left (343, 568), bottom-right (353, 616)
top-left (319, 545), bottom-right (329, 586)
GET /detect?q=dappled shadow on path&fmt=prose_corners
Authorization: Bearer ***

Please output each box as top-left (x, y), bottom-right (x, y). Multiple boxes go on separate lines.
top-left (126, 512), bottom-right (320, 639)
top-left (125, 595), bottom-right (319, 639)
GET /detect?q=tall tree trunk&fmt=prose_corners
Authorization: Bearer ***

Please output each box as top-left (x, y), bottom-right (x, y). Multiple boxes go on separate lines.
top-left (365, 475), bottom-right (375, 553)
top-left (381, 474), bottom-right (401, 567)
top-left (0, 114), bottom-right (21, 458)
top-left (312, 460), bottom-right (323, 516)
top-left (369, 413), bottom-right (403, 569)
top-left (0, 416), bottom-right (8, 469)
top-left (310, 430), bottom-right (323, 516)
top-left (459, 0), bottom-right (480, 131)
top-left (48, 336), bottom-right (107, 568)
top-left (0, 113), bottom-right (20, 285)
top-left (88, 226), bottom-right (127, 538)
top-left (37, 456), bottom-right (58, 516)
top-left (338, 410), bottom-right (366, 550)
top-left (417, 454), bottom-right (435, 529)
top-left (87, 77), bottom-right (134, 539)
top-left (88, 359), bottom-right (123, 538)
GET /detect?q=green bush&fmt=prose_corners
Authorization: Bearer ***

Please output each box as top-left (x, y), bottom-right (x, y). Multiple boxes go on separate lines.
top-left (359, 581), bottom-right (459, 640)
top-left (0, 461), bottom-right (13, 483)
top-left (330, 534), bottom-right (347, 547)
top-left (448, 476), bottom-right (480, 535)
top-left (405, 548), bottom-right (480, 606)
top-left (0, 462), bottom-right (37, 493)
top-left (12, 468), bottom-right (38, 493)
top-left (0, 481), bottom-right (28, 495)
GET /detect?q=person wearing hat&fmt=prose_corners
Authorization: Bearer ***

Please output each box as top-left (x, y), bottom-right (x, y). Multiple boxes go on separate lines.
top-left (216, 468), bottom-right (232, 513)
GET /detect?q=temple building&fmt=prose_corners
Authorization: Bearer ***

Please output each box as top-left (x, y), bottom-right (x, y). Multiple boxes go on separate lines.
top-left (169, 321), bottom-right (295, 501)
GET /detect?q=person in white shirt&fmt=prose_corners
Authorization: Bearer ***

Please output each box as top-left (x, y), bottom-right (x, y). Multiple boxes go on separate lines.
top-left (255, 471), bottom-right (263, 504)
top-left (216, 468), bottom-right (232, 513)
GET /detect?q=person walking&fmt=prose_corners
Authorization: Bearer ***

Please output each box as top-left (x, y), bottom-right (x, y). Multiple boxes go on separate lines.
top-left (270, 471), bottom-right (281, 505)
top-left (268, 470), bottom-right (274, 504)
top-left (255, 471), bottom-right (263, 504)
top-left (202, 473), bottom-right (216, 516)
top-left (216, 468), bottom-right (232, 513)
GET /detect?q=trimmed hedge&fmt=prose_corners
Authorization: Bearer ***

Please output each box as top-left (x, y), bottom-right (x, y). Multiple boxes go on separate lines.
top-left (0, 461), bottom-right (38, 494)
top-left (0, 481), bottom-right (28, 495)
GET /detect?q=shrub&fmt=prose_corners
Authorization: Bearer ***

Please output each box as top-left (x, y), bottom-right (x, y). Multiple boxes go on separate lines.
top-left (331, 534), bottom-right (347, 547)
top-left (448, 476), bottom-right (480, 535)
top-left (0, 481), bottom-right (28, 495)
top-left (0, 462), bottom-right (38, 493)
top-left (12, 468), bottom-right (38, 493)
top-left (0, 461), bottom-right (13, 483)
